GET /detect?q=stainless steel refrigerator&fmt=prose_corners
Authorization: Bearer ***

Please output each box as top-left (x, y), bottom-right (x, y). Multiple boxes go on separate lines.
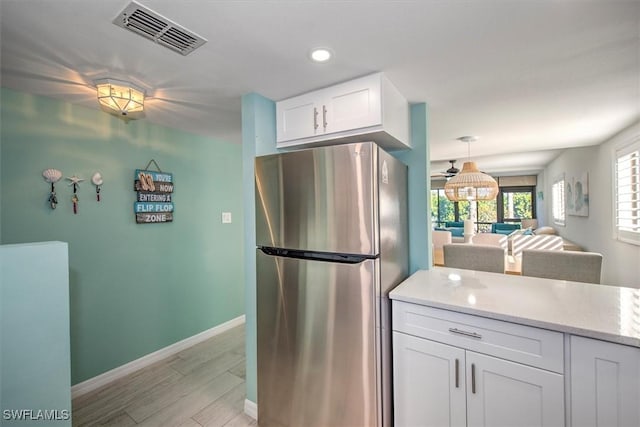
top-left (255, 142), bottom-right (408, 427)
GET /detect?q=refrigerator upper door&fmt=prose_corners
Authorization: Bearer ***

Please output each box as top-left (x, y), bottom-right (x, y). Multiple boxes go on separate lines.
top-left (257, 249), bottom-right (379, 427)
top-left (255, 142), bottom-right (379, 255)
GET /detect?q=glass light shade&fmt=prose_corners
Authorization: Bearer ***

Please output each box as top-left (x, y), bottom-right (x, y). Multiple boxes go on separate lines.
top-left (444, 161), bottom-right (499, 201)
top-left (96, 80), bottom-right (144, 117)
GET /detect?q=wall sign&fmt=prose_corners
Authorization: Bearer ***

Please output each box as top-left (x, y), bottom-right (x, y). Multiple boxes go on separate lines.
top-left (134, 160), bottom-right (174, 224)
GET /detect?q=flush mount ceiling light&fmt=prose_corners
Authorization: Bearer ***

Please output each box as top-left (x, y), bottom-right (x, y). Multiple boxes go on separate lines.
top-left (95, 79), bottom-right (145, 120)
top-left (444, 136), bottom-right (499, 201)
top-left (310, 47), bottom-right (333, 63)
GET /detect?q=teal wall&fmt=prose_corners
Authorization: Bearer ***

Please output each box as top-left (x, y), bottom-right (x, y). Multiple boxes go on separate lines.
top-left (392, 103), bottom-right (430, 271)
top-left (0, 88), bottom-right (245, 384)
top-left (241, 93), bottom-right (278, 403)
top-left (1, 242), bottom-right (71, 426)
top-left (1, 89), bottom-right (3, 242)
top-left (241, 95), bottom-right (429, 404)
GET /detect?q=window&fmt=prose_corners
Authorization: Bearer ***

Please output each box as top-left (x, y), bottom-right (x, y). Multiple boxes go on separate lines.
top-left (430, 189), bottom-right (455, 227)
top-left (476, 199), bottom-right (497, 232)
top-left (498, 187), bottom-right (535, 222)
top-left (552, 176), bottom-right (565, 226)
top-left (614, 138), bottom-right (640, 245)
top-left (431, 183), bottom-right (536, 232)
top-left (457, 200), bottom-right (471, 221)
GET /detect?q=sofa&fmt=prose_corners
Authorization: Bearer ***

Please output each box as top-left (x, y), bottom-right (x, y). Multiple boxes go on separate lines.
top-left (511, 234), bottom-right (564, 257)
top-left (501, 226), bottom-right (583, 255)
top-left (436, 221), bottom-right (465, 243)
top-left (530, 226), bottom-right (583, 251)
top-left (491, 222), bottom-right (521, 235)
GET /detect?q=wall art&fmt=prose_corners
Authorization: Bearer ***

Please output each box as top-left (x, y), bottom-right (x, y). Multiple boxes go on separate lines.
top-left (566, 172), bottom-right (589, 217)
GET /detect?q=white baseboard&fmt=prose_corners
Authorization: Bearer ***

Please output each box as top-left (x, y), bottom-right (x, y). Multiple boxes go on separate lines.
top-left (244, 399), bottom-right (257, 420)
top-left (71, 315), bottom-right (246, 399)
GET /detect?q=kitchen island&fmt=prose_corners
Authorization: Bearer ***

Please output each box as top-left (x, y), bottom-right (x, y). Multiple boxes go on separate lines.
top-left (390, 267), bottom-right (640, 427)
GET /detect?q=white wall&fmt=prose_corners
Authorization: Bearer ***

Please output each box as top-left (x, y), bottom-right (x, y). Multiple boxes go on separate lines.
top-left (539, 122), bottom-right (640, 288)
top-left (535, 172), bottom-right (546, 226)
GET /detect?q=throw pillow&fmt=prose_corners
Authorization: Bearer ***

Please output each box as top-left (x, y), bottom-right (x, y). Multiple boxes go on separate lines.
top-left (534, 226), bottom-right (557, 235)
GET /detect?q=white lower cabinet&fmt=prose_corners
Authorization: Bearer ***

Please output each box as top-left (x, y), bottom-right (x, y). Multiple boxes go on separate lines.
top-left (393, 332), bottom-right (467, 427)
top-left (466, 351), bottom-right (564, 427)
top-left (394, 332), bottom-right (564, 427)
top-left (570, 336), bottom-right (640, 427)
top-left (392, 301), bottom-right (565, 427)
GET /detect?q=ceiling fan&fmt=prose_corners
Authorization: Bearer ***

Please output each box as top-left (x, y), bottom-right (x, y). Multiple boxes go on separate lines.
top-left (431, 160), bottom-right (460, 179)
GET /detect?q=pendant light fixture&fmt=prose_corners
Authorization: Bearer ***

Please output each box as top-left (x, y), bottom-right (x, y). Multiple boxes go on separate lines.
top-left (444, 136), bottom-right (499, 201)
top-left (95, 78), bottom-right (145, 120)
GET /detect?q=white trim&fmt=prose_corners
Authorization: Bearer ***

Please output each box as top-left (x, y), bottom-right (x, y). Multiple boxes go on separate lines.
top-left (244, 399), bottom-right (258, 420)
top-left (613, 135), bottom-right (640, 246)
top-left (612, 143), bottom-right (620, 240)
top-left (552, 175), bottom-right (566, 227)
top-left (71, 315), bottom-right (246, 399)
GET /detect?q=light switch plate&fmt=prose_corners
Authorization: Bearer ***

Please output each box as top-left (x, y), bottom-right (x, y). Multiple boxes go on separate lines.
top-left (222, 212), bottom-right (232, 223)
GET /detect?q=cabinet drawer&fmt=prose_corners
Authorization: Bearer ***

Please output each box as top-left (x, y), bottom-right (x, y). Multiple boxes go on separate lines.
top-left (392, 301), bottom-right (564, 373)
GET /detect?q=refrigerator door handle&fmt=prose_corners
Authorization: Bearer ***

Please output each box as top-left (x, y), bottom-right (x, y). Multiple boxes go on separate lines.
top-left (258, 246), bottom-right (376, 264)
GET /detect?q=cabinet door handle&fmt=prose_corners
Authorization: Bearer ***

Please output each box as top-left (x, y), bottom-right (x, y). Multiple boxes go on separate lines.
top-left (313, 107), bottom-right (319, 130)
top-left (455, 358), bottom-right (459, 388)
top-left (448, 328), bottom-right (482, 339)
top-left (471, 363), bottom-right (476, 394)
top-left (322, 105), bottom-right (328, 129)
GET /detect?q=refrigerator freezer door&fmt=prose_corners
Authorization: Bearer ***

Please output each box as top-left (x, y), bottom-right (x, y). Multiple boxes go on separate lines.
top-left (255, 142), bottom-right (378, 256)
top-left (257, 249), bottom-right (379, 427)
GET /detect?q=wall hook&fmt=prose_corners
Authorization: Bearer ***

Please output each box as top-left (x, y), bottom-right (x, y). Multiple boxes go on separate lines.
top-left (42, 168), bottom-right (62, 209)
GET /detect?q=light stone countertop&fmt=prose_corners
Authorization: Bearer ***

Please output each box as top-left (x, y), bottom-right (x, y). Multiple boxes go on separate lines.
top-left (389, 267), bottom-right (640, 348)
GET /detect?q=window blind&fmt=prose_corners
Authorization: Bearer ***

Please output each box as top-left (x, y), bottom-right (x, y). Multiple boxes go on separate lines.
top-left (552, 177), bottom-right (565, 225)
top-left (615, 139), bottom-right (640, 245)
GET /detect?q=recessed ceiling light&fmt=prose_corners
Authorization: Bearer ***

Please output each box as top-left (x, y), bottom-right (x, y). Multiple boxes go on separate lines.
top-left (310, 48), bottom-right (332, 63)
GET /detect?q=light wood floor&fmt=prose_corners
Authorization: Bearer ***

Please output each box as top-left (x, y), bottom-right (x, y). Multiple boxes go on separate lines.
top-left (72, 324), bottom-right (256, 427)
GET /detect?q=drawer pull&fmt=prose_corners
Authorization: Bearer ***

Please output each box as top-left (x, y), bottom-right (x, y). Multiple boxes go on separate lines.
top-left (313, 107), bottom-right (319, 130)
top-left (455, 358), bottom-right (459, 388)
top-left (449, 328), bottom-right (482, 339)
top-left (471, 363), bottom-right (476, 394)
top-left (322, 105), bottom-right (328, 129)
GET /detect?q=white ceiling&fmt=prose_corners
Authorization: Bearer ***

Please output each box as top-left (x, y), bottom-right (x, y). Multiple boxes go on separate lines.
top-left (1, 1), bottom-right (638, 175)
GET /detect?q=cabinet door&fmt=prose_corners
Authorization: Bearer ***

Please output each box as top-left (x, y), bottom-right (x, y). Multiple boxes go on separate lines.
top-left (466, 351), bottom-right (564, 427)
top-left (323, 73), bottom-right (382, 135)
top-left (570, 336), bottom-right (640, 427)
top-left (393, 332), bottom-right (467, 427)
top-left (276, 92), bottom-right (321, 142)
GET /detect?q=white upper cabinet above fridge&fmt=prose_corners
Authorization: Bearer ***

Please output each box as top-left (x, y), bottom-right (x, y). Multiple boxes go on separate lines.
top-left (276, 73), bottom-right (410, 150)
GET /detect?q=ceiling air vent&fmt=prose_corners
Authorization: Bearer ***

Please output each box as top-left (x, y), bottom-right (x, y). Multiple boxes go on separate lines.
top-left (113, 1), bottom-right (207, 56)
